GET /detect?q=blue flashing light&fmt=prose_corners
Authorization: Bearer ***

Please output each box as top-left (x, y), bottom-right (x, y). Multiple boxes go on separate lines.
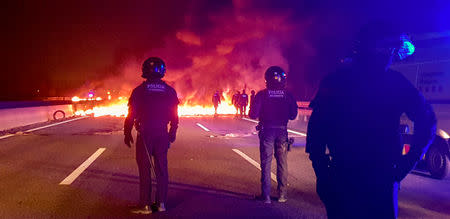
top-left (404, 41), bottom-right (415, 55)
top-left (398, 34), bottom-right (415, 60)
top-left (153, 65), bottom-right (165, 73)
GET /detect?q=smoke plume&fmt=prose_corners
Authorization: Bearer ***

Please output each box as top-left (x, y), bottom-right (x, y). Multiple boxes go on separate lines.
top-left (76, 1), bottom-right (316, 106)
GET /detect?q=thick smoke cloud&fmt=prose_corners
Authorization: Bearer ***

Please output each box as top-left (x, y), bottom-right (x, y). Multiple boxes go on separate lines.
top-left (2, 0), bottom-right (448, 101)
top-left (80, 0), bottom-right (316, 105)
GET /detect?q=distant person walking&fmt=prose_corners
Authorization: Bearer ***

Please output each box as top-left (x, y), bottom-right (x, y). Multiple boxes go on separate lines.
top-left (232, 91), bottom-right (241, 116)
top-left (239, 89), bottom-right (249, 117)
top-left (212, 91), bottom-right (221, 115)
top-left (250, 90), bottom-right (256, 109)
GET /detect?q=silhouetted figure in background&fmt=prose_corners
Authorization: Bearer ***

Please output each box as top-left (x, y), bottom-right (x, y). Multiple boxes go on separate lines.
top-left (232, 91), bottom-right (241, 116)
top-left (212, 91), bottom-right (221, 115)
top-left (249, 66), bottom-right (298, 204)
top-left (306, 23), bottom-right (436, 219)
top-left (239, 89), bottom-right (249, 117)
top-left (250, 90), bottom-right (256, 109)
top-left (124, 57), bottom-right (179, 214)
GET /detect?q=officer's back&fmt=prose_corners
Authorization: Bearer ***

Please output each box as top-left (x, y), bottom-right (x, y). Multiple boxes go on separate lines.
top-left (306, 22), bottom-right (437, 219)
top-left (251, 89), bottom-right (297, 126)
top-left (129, 79), bottom-right (177, 131)
top-left (314, 64), bottom-right (421, 174)
top-left (249, 66), bottom-right (298, 204)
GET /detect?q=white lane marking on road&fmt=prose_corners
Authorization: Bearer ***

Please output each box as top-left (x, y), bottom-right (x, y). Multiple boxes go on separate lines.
top-left (59, 148), bottom-right (106, 185)
top-left (232, 149), bottom-right (277, 183)
top-left (287, 129), bottom-right (307, 137)
top-left (25, 116), bottom-right (87, 132)
top-left (0, 134), bottom-right (15, 140)
top-left (196, 123), bottom-right (210, 132)
top-left (242, 117), bottom-right (258, 123)
top-left (0, 116), bottom-right (88, 140)
top-left (242, 117), bottom-right (307, 137)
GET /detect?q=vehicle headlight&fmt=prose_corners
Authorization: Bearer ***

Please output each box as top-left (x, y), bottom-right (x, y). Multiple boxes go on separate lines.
top-left (438, 129), bottom-right (450, 140)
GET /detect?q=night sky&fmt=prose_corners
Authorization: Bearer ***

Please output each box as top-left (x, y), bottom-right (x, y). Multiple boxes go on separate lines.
top-left (1, 0), bottom-right (449, 102)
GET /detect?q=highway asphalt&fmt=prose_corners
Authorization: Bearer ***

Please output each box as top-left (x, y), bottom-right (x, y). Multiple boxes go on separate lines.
top-left (0, 115), bottom-right (449, 218)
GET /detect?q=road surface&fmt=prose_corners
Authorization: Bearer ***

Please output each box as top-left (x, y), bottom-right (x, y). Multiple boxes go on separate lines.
top-left (0, 115), bottom-right (449, 218)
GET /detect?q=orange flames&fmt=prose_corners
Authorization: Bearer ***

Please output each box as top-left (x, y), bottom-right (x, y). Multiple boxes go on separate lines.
top-left (72, 93), bottom-right (243, 117)
top-left (74, 100), bottom-right (129, 117)
top-left (178, 94), bottom-right (239, 116)
top-left (67, 2), bottom-right (308, 120)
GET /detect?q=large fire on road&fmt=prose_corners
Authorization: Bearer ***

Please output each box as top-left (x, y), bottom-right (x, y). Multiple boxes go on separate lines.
top-left (69, 4), bottom-right (305, 118)
top-left (72, 94), bottom-right (241, 117)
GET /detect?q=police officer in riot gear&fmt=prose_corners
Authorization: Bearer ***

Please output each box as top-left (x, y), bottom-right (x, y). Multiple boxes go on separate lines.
top-left (249, 66), bottom-right (298, 204)
top-left (124, 57), bottom-right (179, 214)
top-left (306, 23), bottom-right (436, 218)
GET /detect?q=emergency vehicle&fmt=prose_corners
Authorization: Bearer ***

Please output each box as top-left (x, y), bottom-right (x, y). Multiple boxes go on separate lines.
top-left (392, 32), bottom-right (450, 179)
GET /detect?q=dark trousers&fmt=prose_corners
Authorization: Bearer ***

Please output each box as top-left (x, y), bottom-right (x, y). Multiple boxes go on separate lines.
top-left (240, 105), bottom-right (247, 116)
top-left (136, 132), bottom-right (169, 205)
top-left (317, 172), bottom-right (398, 219)
top-left (259, 128), bottom-right (288, 197)
top-left (213, 103), bottom-right (219, 114)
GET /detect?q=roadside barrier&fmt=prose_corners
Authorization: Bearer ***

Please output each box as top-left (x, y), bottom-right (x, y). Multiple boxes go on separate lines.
top-left (0, 104), bottom-right (74, 131)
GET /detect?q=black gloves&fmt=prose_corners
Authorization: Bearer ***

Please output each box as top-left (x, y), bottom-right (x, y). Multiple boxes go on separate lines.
top-left (169, 130), bottom-right (176, 143)
top-left (316, 174), bottom-right (333, 205)
top-left (124, 134), bottom-right (134, 148)
top-left (168, 125), bottom-right (177, 143)
top-left (310, 154), bottom-right (333, 203)
top-left (394, 154), bottom-right (419, 182)
top-left (310, 155), bottom-right (331, 179)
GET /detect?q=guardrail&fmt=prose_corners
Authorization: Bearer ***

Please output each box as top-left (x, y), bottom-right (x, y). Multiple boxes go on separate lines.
top-left (296, 101), bottom-right (311, 122)
top-left (0, 101), bottom-right (74, 131)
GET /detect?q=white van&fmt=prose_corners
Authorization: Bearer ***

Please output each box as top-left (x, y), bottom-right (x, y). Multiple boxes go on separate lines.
top-left (391, 32), bottom-right (450, 179)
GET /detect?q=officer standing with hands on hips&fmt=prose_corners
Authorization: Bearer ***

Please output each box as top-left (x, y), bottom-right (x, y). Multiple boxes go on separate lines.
top-left (249, 66), bottom-right (298, 204)
top-left (124, 57), bottom-right (179, 214)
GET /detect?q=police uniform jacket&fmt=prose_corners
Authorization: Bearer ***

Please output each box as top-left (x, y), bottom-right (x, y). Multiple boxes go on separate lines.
top-left (124, 79), bottom-right (179, 136)
top-left (249, 89), bottom-right (298, 127)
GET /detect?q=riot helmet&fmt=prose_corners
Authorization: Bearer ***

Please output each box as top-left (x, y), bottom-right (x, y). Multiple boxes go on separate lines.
top-left (352, 21), bottom-right (415, 69)
top-left (142, 57), bottom-right (166, 79)
top-left (265, 66), bottom-right (287, 89)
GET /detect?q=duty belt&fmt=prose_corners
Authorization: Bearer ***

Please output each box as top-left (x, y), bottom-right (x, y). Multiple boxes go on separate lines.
top-left (263, 125), bottom-right (287, 129)
top-left (256, 123), bottom-right (287, 131)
